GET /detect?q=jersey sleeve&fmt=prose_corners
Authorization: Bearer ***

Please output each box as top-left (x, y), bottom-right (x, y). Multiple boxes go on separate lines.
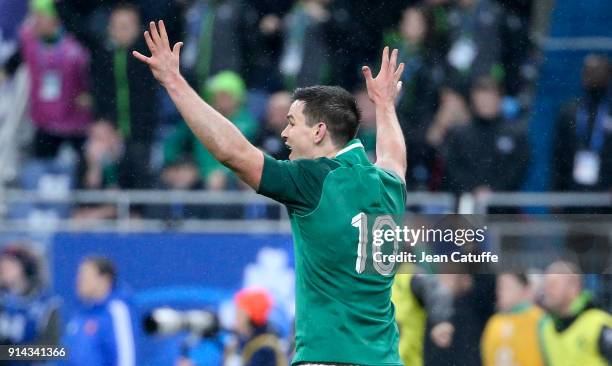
top-left (256, 154), bottom-right (337, 216)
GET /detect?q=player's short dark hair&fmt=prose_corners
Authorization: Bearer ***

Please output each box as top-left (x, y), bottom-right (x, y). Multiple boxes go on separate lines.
top-left (85, 257), bottom-right (117, 285)
top-left (292, 85), bottom-right (361, 147)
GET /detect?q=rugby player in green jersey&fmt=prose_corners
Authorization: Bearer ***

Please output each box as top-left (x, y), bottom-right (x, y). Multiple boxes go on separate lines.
top-left (134, 20), bottom-right (407, 366)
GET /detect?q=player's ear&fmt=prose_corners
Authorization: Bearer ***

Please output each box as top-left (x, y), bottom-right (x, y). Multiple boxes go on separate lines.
top-left (313, 122), bottom-right (327, 144)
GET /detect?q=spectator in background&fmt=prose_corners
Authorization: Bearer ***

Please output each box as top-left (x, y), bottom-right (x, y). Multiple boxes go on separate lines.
top-left (427, 84), bottom-right (471, 148)
top-left (54, 0), bottom-right (119, 46)
top-left (321, 0), bottom-right (362, 91)
top-left (64, 257), bottom-right (135, 366)
top-left (391, 5), bottom-right (444, 128)
top-left (392, 266), bottom-right (454, 366)
top-left (0, 0), bottom-right (28, 178)
top-left (136, 0), bottom-right (184, 44)
top-left (15, 0), bottom-right (92, 160)
top-left (421, 0), bottom-right (453, 58)
top-left (495, 0), bottom-right (532, 96)
top-left (164, 71), bottom-right (257, 191)
top-left (248, 91), bottom-right (292, 219)
top-left (427, 273), bottom-right (495, 366)
top-left (80, 121), bottom-right (123, 191)
top-left (0, 0), bottom-right (28, 68)
top-left (553, 54), bottom-right (611, 192)
top-left (224, 288), bottom-right (287, 366)
top-left (481, 273), bottom-right (544, 366)
top-left (159, 157), bottom-right (204, 193)
top-left (279, 0), bottom-right (331, 89)
top-left (3, 0), bottom-right (89, 222)
top-left (442, 77), bottom-right (529, 194)
top-left (181, 0), bottom-right (243, 93)
top-left (0, 244), bottom-right (61, 363)
top-left (389, 5), bottom-right (446, 189)
top-left (90, 3), bottom-right (158, 189)
top-left (145, 157), bottom-right (207, 221)
top-left (445, 0), bottom-right (507, 86)
top-left (56, 0), bottom-right (183, 58)
top-left (72, 120), bottom-right (123, 221)
top-left (241, 1), bottom-right (292, 92)
top-left (255, 91), bottom-right (292, 161)
top-left (426, 84), bottom-right (471, 190)
top-left (540, 261), bottom-right (612, 366)
top-left (328, 0), bottom-right (406, 90)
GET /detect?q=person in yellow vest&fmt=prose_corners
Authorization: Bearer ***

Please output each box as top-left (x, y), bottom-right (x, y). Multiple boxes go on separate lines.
top-left (539, 261), bottom-right (612, 366)
top-left (481, 273), bottom-right (545, 366)
top-left (392, 265), bottom-right (454, 366)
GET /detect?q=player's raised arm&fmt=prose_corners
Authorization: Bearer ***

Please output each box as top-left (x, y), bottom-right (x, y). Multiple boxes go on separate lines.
top-left (362, 47), bottom-right (407, 183)
top-left (132, 20), bottom-right (264, 189)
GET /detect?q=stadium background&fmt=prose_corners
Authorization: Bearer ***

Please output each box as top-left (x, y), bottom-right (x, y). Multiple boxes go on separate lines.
top-left (0, 0), bottom-right (611, 365)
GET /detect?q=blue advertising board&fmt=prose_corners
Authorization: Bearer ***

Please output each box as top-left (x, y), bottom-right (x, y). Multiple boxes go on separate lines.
top-left (51, 232), bottom-right (294, 365)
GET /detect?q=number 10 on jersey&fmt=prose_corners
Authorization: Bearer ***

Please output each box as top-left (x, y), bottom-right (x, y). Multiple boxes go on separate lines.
top-left (351, 212), bottom-right (399, 276)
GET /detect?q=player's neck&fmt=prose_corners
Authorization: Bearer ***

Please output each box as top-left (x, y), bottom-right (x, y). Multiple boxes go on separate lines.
top-left (312, 140), bottom-right (342, 159)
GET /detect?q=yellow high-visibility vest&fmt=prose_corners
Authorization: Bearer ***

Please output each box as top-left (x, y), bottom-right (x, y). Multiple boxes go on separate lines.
top-left (481, 303), bottom-right (545, 366)
top-left (539, 301), bottom-right (612, 366)
top-left (392, 269), bottom-right (427, 366)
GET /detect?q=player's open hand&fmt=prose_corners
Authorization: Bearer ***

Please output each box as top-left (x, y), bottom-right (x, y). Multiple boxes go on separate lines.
top-left (132, 20), bottom-right (183, 87)
top-left (362, 47), bottom-right (404, 106)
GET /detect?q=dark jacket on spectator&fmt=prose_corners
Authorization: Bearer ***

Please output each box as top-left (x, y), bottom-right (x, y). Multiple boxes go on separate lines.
top-left (552, 92), bottom-right (612, 191)
top-left (181, 0), bottom-right (243, 91)
top-left (446, 0), bottom-right (506, 83)
top-left (90, 38), bottom-right (158, 144)
top-left (425, 275), bottom-right (495, 366)
top-left (240, 0), bottom-right (292, 92)
top-left (442, 117), bottom-right (530, 192)
top-left (392, 43), bottom-right (444, 190)
top-left (279, 2), bottom-right (331, 88)
top-left (89, 38), bottom-right (159, 189)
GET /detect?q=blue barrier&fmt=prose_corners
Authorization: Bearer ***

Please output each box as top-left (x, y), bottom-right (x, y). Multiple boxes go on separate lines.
top-left (51, 232), bottom-right (294, 366)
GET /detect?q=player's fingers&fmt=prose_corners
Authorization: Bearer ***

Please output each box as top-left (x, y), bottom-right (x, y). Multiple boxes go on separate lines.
top-left (149, 21), bottom-right (162, 46)
top-left (144, 31), bottom-right (156, 53)
top-left (172, 42), bottom-right (183, 57)
top-left (396, 81), bottom-right (403, 94)
top-left (158, 20), bottom-right (170, 48)
top-left (389, 48), bottom-right (398, 73)
top-left (132, 50), bottom-right (151, 64)
top-left (394, 62), bottom-right (405, 81)
top-left (362, 66), bottom-right (373, 82)
top-left (380, 46), bottom-right (389, 74)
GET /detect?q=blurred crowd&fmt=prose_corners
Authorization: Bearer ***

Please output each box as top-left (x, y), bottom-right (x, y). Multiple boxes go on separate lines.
top-left (0, 2), bottom-right (611, 365)
top-left (0, 0), bottom-right (610, 221)
top-left (0, 242), bottom-right (610, 366)
top-left (0, 243), bottom-right (136, 366)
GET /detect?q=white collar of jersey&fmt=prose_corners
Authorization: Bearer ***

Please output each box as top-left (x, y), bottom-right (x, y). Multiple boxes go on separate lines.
top-left (334, 141), bottom-right (364, 157)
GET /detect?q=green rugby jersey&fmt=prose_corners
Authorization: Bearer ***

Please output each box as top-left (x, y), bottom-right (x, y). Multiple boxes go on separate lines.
top-left (257, 139), bottom-right (406, 365)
